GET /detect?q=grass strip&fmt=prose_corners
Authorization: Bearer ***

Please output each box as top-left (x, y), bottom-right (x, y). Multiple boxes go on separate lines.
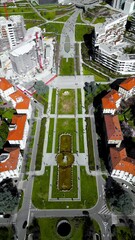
top-left (86, 118), bottom-right (95, 170)
top-left (47, 118), bottom-right (54, 153)
top-left (78, 118), bottom-right (84, 153)
top-left (77, 89), bottom-right (82, 114)
top-left (51, 89), bottom-right (56, 114)
top-left (60, 58), bottom-right (74, 76)
top-left (35, 117), bottom-right (46, 170)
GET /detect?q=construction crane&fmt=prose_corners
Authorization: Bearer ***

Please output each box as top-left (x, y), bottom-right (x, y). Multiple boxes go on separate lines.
top-left (2, 0), bottom-right (9, 19)
top-left (35, 32), bottom-right (43, 70)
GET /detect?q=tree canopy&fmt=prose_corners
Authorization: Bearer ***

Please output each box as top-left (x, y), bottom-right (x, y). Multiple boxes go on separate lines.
top-left (34, 81), bottom-right (49, 95)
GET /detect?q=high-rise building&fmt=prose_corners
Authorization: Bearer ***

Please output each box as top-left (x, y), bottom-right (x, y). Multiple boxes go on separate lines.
top-left (0, 15), bottom-right (26, 53)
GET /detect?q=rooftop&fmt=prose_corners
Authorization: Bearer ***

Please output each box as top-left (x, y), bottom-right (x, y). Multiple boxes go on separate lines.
top-left (0, 77), bottom-right (13, 91)
top-left (110, 147), bottom-right (135, 176)
top-left (102, 89), bottom-right (121, 109)
top-left (0, 148), bottom-right (20, 173)
top-left (119, 77), bottom-right (135, 90)
top-left (7, 114), bottom-right (27, 141)
top-left (104, 114), bottom-right (123, 141)
top-left (9, 90), bottom-right (30, 110)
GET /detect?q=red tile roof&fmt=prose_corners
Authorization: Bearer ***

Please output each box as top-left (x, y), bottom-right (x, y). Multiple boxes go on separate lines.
top-left (0, 148), bottom-right (20, 173)
top-left (102, 90), bottom-right (121, 109)
top-left (0, 78), bottom-right (13, 91)
top-left (104, 115), bottom-right (123, 141)
top-left (7, 114), bottom-right (27, 141)
top-left (119, 77), bottom-right (135, 91)
top-left (110, 147), bottom-right (135, 176)
top-left (9, 90), bottom-right (30, 110)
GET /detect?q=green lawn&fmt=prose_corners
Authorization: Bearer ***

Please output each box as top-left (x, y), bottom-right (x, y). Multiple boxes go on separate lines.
top-left (75, 43), bottom-right (80, 75)
top-left (115, 226), bottom-right (132, 240)
top-left (60, 58), bottom-right (74, 76)
top-left (86, 118), bottom-right (95, 170)
top-left (32, 166), bottom-right (97, 209)
top-left (76, 13), bottom-right (84, 23)
top-left (83, 64), bottom-right (108, 82)
top-left (41, 23), bottom-right (64, 41)
top-left (37, 217), bottom-right (84, 240)
top-left (93, 17), bottom-right (106, 24)
top-left (55, 118), bottom-right (76, 153)
top-left (47, 118), bottom-right (54, 153)
top-left (52, 166), bottom-right (78, 198)
top-left (77, 89), bottom-right (82, 114)
top-left (51, 89), bottom-right (56, 114)
top-left (75, 25), bottom-right (93, 41)
top-left (58, 89), bottom-right (75, 114)
top-left (31, 121), bottom-right (37, 136)
top-left (34, 93), bottom-right (48, 114)
top-left (0, 226), bottom-right (14, 240)
top-left (78, 118), bottom-right (84, 153)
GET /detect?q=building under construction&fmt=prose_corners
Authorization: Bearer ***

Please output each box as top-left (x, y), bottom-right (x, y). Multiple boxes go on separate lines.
top-left (9, 27), bottom-right (45, 75)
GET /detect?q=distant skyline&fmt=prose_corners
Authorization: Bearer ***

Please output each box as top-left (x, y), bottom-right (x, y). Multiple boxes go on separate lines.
top-left (38, 0), bottom-right (58, 4)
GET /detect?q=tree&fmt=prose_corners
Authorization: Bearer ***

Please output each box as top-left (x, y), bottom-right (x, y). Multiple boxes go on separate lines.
top-left (0, 179), bottom-right (19, 213)
top-left (34, 81), bottom-right (49, 95)
top-left (105, 177), bottom-right (134, 214)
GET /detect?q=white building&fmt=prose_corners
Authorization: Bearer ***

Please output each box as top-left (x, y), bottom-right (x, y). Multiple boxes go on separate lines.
top-left (92, 13), bottom-right (135, 75)
top-left (0, 148), bottom-right (22, 182)
top-left (118, 77), bottom-right (135, 99)
top-left (9, 90), bottom-right (32, 119)
top-left (110, 147), bottom-right (135, 187)
top-left (9, 26), bottom-right (45, 75)
top-left (112, 0), bottom-right (135, 14)
top-left (7, 114), bottom-right (29, 150)
top-left (0, 15), bottom-right (26, 53)
top-left (0, 77), bottom-right (14, 101)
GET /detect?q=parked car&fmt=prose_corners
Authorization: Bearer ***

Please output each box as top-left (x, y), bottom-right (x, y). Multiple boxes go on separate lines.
top-left (22, 220), bottom-right (27, 229)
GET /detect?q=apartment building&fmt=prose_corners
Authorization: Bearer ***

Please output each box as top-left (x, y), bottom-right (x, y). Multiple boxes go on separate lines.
top-left (9, 26), bottom-right (44, 75)
top-left (102, 89), bottom-right (122, 115)
top-left (0, 77), bottom-right (14, 101)
top-left (7, 114), bottom-right (29, 150)
top-left (9, 90), bottom-right (32, 119)
top-left (0, 147), bottom-right (22, 182)
top-left (118, 77), bottom-right (135, 99)
top-left (92, 13), bottom-right (135, 74)
top-left (0, 15), bottom-right (26, 53)
top-left (104, 114), bottom-right (123, 147)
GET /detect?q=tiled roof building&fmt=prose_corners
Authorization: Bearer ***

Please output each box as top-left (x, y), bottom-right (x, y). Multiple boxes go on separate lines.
top-left (102, 89), bottom-right (122, 114)
top-left (0, 147), bottom-right (22, 182)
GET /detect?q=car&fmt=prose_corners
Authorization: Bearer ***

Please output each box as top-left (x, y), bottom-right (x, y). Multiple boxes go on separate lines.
top-left (4, 214), bottom-right (11, 218)
top-left (82, 210), bottom-right (89, 216)
top-left (96, 165), bottom-right (99, 170)
top-left (34, 100), bottom-right (37, 103)
top-left (22, 220), bottom-right (27, 229)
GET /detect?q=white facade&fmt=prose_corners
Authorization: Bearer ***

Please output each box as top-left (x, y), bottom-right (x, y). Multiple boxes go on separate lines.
top-left (0, 15), bottom-right (26, 53)
top-left (0, 85), bottom-right (14, 101)
top-left (112, 0), bottom-right (135, 14)
top-left (118, 86), bottom-right (135, 99)
top-left (0, 152), bottom-right (22, 182)
top-left (8, 119), bottom-right (29, 150)
top-left (92, 13), bottom-right (135, 74)
top-left (16, 103), bottom-right (32, 119)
